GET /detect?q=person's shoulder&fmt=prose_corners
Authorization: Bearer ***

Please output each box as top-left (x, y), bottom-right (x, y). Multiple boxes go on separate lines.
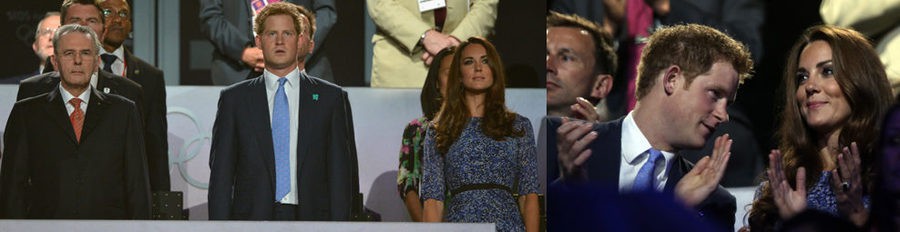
top-left (20, 71), bottom-right (57, 85)
top-left (126, 51), bottom-right (164, 74)
top-left (304, 73), bottom-right (344, 93)
top-left (14, 91), bottom-right (52, 107)
top-left (220, 75), bottom-right (263, 96)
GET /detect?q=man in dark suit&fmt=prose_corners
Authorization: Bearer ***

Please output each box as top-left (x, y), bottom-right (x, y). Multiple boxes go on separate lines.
top-left (208, 3), bottom-right (355, 221)
top-left (0, 24), bottom-right (150, 219)
top-left (18, 1), bottom-right (157, 189)
top-left (199, 0), bottom-right (336, 85)
top-left (97, 0), bottom-right (170, 192)
top-left (546, 24), bottom-right (754, 231)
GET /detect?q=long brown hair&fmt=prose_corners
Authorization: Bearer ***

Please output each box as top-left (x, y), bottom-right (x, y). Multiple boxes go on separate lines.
top-left (748, 25), bottom-right (893, 231)
top-left (433, 37), bottom-right (523, 155)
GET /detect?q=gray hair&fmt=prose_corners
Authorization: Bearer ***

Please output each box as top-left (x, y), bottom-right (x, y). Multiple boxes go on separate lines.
top-left (53, 24), bottom-right (102, 56)
top-left (33, 11), bottom-right (61, 40)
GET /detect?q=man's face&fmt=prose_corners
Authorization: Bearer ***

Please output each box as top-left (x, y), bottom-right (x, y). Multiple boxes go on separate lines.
top-left (256, 14), bottom-right (308, 70)
top-left (51, 32), bottom-right (98, 91)
top-left (64, 4), bottom-right (105, 40)
top-left (99, 0), bottom-right (131, 49)
top-left (546, 26), bottom-right (599, 116)
top-left (665, 61), bottom-right (738, 149)
top-left (33, 15), bottom-right (61, 60)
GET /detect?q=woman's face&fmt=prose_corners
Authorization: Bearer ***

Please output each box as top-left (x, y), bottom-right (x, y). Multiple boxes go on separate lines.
top-left (883, 109), bottom-right (900, 191)
top-left (459, 44), bottom-right (494, 93)
top-left (795, 41), bottom-right (851, 134)
top-left (438, 54), bottom-right (453, 98)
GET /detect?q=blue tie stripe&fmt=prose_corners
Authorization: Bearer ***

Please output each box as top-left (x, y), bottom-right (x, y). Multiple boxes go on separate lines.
top-left (273, 78), bottom-right (290, 201)
top-left (633, 149), bottom-right (663, 192)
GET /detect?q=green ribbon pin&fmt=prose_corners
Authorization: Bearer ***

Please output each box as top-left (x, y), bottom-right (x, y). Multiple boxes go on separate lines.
top-left (312, 94), bottom-right (319, 101)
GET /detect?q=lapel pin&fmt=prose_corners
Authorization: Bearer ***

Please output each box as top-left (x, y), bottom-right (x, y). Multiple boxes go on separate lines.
top-left (103, 87), bottom-right (111, 93)
top-left (135, 69), bottom-right (140, 75)
top-left (312, 94), bottom-right (319, 101)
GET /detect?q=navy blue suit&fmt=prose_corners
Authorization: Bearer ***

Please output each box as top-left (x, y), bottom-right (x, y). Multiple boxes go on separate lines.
top-left (208, 73), bottom-right (356, 220)
top-left (545, 117), bottom-right (736, 231)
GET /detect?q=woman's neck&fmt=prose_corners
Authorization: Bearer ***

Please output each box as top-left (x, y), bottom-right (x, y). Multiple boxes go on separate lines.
top-left (465, 92), bottom-right (486, 117)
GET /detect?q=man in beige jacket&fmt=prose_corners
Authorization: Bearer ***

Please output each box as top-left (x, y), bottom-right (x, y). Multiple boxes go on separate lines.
top-left (367, 0), bottom-right (498, 88)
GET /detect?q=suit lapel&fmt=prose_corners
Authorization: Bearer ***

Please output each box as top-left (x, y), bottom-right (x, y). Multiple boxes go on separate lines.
top-left (80, 87), bottom-right (107, 142)
top-left (296, 73), bottom-right (315, 172)
top-left (664, 157), bottom-right (688, 192)
top-left (124, 50), bottom-right (140, 81)
top-left (96, 71), bottom-right (119, 95)
top-left (248, 76), bottom-right (277, 186)
top-left (589, 119), bottom-right (624, 186)
top-left (43, 87), bottom-right (78, 144)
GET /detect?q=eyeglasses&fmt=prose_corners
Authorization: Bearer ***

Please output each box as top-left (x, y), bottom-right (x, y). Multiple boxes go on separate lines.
top-left (37, 28), bottom-right (57, 37)
top-left (101, 8), bottom-right (129, 19)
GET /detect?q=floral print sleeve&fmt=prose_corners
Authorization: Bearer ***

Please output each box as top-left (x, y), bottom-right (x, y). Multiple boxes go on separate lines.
top-left (397, 117), bottom-right (428, 199)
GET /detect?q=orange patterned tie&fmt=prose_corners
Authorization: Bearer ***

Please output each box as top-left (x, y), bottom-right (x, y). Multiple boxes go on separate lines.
top-left (69, 98), bottom-right (84, 142)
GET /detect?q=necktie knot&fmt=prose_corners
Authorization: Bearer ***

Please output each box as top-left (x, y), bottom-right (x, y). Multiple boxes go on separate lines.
top-left (277, 77), bottom-right (288, 87)
top-left (68, 98), bottom-right (83, 107)
top-left (101, 54), bottom-right (116, 73)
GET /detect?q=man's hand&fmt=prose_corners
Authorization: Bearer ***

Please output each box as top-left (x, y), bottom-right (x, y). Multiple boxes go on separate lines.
top-left (241, 47), bottom-right (265, 72)
top-left (570, 97), bottom-right (602, 122)
top-left (675, 134), bottom-right (732, 207)
top-left (556, 118), bottom-right (597, 181)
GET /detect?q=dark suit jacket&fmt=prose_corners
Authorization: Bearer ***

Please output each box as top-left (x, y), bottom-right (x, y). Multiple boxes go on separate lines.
top-left (208, 73), bottom-right (355, 221)
top-left (0, 86), bottom-right (151, 219)
top-left (123, 49), bottom-right (171, 192)
top-left (546, 117), bottom-right (736, 231)
top-left (15, 71), bottom-right (174, 191)
top-left (199, 0), bottom-right (337, 85)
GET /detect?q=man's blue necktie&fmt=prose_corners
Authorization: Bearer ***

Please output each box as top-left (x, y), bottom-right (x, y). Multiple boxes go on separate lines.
top-left (273, 78), bottom-right (290, 201)
top-left (633, 148), bottom-right (663, 192)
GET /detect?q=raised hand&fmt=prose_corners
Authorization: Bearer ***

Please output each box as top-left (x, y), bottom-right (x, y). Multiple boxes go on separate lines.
top-left (831, 142), bottom-right (868, 227)
top-left (556, 118), bottom-right (597, 181)
top-left (570, 97), bottom-right (602, 122)
top-left (675, 134), bottom-right (731, 207)
top-left (767, 149), bottom-right (807, 219)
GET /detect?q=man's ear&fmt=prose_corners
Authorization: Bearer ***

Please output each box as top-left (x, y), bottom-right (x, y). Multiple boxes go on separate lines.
top-left (590, 74), bottom-right (614, 99)
top-left (255, 35), bottom-right (261, 48)
top-left (662, 65), bottom-right (681, 95)
top-left (50, 54), bottom-right (58, 71)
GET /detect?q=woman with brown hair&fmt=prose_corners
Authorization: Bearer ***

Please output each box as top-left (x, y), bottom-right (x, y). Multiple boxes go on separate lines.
top-left (747, 25), bottom-right (894, 231)
top-left (420, 37), bottom-right (539, 232)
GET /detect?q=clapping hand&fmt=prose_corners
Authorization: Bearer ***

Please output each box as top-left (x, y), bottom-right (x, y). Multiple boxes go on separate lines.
top-left (830, 142), bottom-right (868, 227)
top-left (556, 117), bottom-right (597, 181)
top-left (675, 134), bottom-right (732, 207)
top-left (767, 149), bottom-right (807, 220)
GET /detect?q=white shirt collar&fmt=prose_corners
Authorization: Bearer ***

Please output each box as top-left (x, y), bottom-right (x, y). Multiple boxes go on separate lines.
top-left (90, 71), bottom-right (98, 89)
top-left (621, 112), bottom-right (676, 163)
top-left (103, 45), bottom-right (125, 62)
top-left (264, 67), bottom-right (302, 90)
top-left (58, 82), bottom-right (91, 106)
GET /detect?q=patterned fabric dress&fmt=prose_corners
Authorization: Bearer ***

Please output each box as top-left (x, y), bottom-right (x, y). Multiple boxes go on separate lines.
top-left (421, 115), bottom-right (539, 232)
top-left (397, 117), bottom-right (428, 199)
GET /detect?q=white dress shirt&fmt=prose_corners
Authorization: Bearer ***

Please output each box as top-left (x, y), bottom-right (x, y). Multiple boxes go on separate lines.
top-left (101, 46), bottom-right (126, 77)
top-left (618, 112), bottom-right (676, 193)
top-left (264, 67), bottom-right (302, 204)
